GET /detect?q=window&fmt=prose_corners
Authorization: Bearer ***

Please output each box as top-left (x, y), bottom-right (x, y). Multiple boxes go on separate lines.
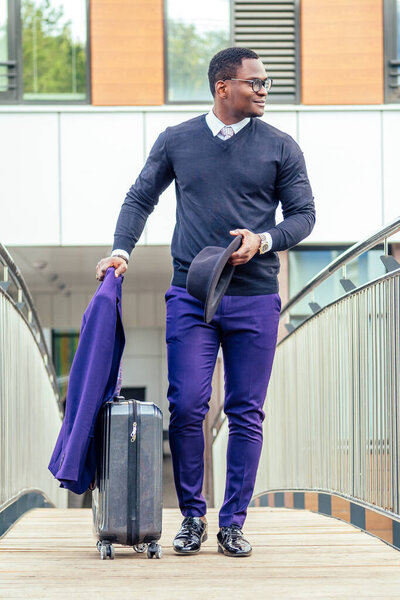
top-left (165, 0), bottom-right (231, 102)
top-left (0, 0), bottom-right (89, 104)
top-left (165, 0), bottom-right (300, 104)
top-left (384, 0), bottom-right (400, 102)
top-left (52, 330), bottom-right (80, 400)
top-left (288, 246), bottom-right (387, 326)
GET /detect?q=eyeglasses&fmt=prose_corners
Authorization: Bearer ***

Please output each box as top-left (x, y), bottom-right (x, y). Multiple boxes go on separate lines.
top-left (224, 78), bottom-right (273, 93)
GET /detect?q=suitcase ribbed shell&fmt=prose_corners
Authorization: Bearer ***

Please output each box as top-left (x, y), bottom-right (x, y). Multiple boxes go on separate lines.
top-left (92, 398), bottom-right (163, 547)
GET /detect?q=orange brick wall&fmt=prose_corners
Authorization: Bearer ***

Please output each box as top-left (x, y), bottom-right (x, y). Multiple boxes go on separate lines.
top-left (301, 0), bottom-right (384, 105)
top-left (90, 0), bottom-right (164, 106)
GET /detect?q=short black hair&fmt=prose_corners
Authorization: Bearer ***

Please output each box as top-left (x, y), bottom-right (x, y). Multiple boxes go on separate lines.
top-left (208, 47), bottom-right (260, 97)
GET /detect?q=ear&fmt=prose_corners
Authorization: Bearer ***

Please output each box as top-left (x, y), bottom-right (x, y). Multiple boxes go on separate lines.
top-left (215, 80), bottom-right (228, 99)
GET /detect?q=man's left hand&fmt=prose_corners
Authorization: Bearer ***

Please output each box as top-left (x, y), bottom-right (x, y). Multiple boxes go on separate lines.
top-left (228, 229), bottom-right (260, 266)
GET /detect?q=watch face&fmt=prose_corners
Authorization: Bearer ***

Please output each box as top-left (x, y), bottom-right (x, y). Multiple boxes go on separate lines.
top-left (260, 242), bottom-right (269, 254)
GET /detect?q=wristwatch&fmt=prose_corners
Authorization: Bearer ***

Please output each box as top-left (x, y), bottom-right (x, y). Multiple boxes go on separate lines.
top-left (113, 254), bottom-right (129, 264)
top-left (257, 233), bottom-right (271, 255)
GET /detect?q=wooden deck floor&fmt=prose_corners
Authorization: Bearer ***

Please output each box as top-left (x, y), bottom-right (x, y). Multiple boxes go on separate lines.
top-left (1, 507), bottom-right (400, 599)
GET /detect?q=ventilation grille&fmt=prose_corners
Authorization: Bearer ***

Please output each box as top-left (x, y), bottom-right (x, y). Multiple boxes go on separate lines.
top-left (233, 0), bottom-right (299, 103)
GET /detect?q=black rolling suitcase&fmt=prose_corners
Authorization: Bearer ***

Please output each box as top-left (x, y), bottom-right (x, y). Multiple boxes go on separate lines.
top-left (92, 396), bottom-right (163, 560)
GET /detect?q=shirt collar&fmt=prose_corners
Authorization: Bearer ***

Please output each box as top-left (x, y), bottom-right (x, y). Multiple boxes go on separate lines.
top-left (205, 110), bottom-right (250, 136)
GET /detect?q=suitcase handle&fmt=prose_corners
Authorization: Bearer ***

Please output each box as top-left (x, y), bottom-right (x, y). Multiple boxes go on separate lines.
top-left (113, 395), bottom-right (125, 402)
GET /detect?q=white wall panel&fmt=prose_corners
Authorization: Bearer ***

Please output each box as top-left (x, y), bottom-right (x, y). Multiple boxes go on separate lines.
top-left (52, 294), bottom-right (70, 329)
top-left (137, 292), bottom-right (156, 327)
top-left (144, 111), bottom-right (204, 245)
top-left (382, 112), bottom-right (400, 235)
top-left (33, 294), bottom-right (53, 329)
top-left (0, 114), bottom-right (60, 245)
top-left (123, 327), bottom-right (160, 357)
top-left (2, 108), bottom-right (398, 249)
top-left (155, 291), bottom-right (167, 328)
top-left (145, 111), bottom-right (204, 152)
top-left (122, 326), bottom-right (168, 422)
top-left (121, 356), bottom-right (161, 406)
top-left (261, 111), bottom-right (298, 140)
top-left (60, 113), bottom-right (144, 245)
top-left (121, 293), bottom-right (139, 328)
top-left (159, 328), bottom-right (167, 357)
top-left (69, 293), bottom-right (87, 328)
top-left (298, 112), bottom-right (382, 243)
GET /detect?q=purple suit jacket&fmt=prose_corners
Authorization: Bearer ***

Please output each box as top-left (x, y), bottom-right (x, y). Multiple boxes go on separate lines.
top-left (48, 268), bottom-right (125, 494)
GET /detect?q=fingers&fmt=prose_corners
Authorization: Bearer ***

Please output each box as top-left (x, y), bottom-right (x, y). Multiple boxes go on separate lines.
top-left (228, 228), bottom-right (260, 265)
top-left (95, 257), bottom-right (128, 281)
top-left (229, 229), bottom-right (250, 263)
top-left (230, 229), bottom-right (247, 236)
top-left (114, 261), bottom-right (127, 278)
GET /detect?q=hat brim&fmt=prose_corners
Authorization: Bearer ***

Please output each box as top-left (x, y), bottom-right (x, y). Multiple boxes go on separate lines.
top-left (204, 235), bottom-right (242, 323)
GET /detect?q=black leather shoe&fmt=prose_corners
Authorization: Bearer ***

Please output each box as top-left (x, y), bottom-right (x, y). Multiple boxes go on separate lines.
top-left (217, 525), bottom-right (252, 557)
top-left (173, 516), bottom-right (208, 555)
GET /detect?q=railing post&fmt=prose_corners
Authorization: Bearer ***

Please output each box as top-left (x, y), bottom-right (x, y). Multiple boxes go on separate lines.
top-left (380, 237), bottom-right (400, 273)
top-left (0, 265), bottom-right (10, 292)
top-left (16, 287), bottom-right (25, 310)
top-left (340, 265), bottom-right (356, 292)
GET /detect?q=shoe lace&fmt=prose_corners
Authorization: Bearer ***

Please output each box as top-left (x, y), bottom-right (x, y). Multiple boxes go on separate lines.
top-left (222, 524), bottom-right (243, 540)
top-left (182, 517), bottom-right (202, 536)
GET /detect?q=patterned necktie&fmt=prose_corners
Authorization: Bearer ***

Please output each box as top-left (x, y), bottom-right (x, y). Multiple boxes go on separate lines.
top-left (220, 125), bottom-right (234, 140)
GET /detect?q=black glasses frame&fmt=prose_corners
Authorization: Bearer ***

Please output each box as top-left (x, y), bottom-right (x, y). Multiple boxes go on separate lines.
top-left (223, 77), bottom-right (273, 93)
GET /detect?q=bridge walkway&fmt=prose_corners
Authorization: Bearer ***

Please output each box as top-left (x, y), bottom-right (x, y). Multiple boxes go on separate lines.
top-left (1, 507), bottom-right (400, 599)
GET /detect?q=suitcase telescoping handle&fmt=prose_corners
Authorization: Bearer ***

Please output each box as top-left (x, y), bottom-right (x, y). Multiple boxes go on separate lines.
top-left (112, 395), bottom-right (137, 442)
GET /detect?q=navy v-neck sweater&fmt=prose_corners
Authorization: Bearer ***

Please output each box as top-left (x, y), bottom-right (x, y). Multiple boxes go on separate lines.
top-left (113, 114), bottom-right (315, 295)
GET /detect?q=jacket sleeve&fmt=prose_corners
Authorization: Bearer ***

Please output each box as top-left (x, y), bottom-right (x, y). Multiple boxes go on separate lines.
top-left (48, 272), bottom-right (124, 493)
top-left (267, 136), bottom-right (316, 252)
top-left (112, 130), bottom-right (175, 255)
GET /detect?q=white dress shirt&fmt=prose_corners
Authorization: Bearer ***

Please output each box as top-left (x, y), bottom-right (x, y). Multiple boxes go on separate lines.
top-left (205, 109), bottom-right (250, 138)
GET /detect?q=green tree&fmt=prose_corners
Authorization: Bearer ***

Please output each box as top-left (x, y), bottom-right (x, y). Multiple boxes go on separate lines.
top-left (168, 20), bottom-right (229, 101)
top-left (22, 0), bottom-right (86, 97)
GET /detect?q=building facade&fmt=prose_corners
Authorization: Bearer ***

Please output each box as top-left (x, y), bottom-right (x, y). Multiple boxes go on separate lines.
top-left (0, 0), bottom-right (399, 423)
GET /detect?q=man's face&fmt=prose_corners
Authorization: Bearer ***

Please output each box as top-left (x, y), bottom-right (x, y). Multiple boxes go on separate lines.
top-left (224, 58), bottom-right (269, 119)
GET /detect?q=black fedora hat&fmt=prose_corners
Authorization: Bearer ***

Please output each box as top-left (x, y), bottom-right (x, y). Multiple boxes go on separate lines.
top-left (186, 235), bottom-right (242, 323)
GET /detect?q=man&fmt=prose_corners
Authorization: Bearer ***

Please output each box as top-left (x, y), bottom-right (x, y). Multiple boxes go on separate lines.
top-left (96, 47), bottom-right (315, 557)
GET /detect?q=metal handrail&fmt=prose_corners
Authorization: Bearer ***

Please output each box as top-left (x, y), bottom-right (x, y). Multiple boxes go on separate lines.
top-left (281, 215), bottom-right (400, 317)
top-left (212, 257), bottom-right (400, 520)
top-left (210, 217), bottom-right (400, 447)
top-left (0, 243), bottom-right (61, 410)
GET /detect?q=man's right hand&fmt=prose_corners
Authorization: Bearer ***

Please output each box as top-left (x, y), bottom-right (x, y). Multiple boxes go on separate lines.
top-left (96, 256), bottom-right (128, 281)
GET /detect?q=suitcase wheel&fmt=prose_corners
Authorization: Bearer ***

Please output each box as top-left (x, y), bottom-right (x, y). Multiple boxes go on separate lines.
top-left (147, 542), bottom-right (162, 559)
top-left (133, 544), bottom-right (147, 553)
top-left (97, 541), bottom-right (115, 560)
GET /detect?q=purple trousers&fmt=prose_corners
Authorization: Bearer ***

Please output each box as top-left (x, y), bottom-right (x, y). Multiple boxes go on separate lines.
top-left (165, 285), bottom-right (281, 528)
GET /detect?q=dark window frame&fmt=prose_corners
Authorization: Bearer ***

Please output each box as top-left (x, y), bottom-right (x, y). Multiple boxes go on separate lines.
top-left (384, 0), bottom-right (400, 103)
top-left (0, 0), bottom-right (91, 105)
top-left (0, 0), bottom-right (22, 102)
